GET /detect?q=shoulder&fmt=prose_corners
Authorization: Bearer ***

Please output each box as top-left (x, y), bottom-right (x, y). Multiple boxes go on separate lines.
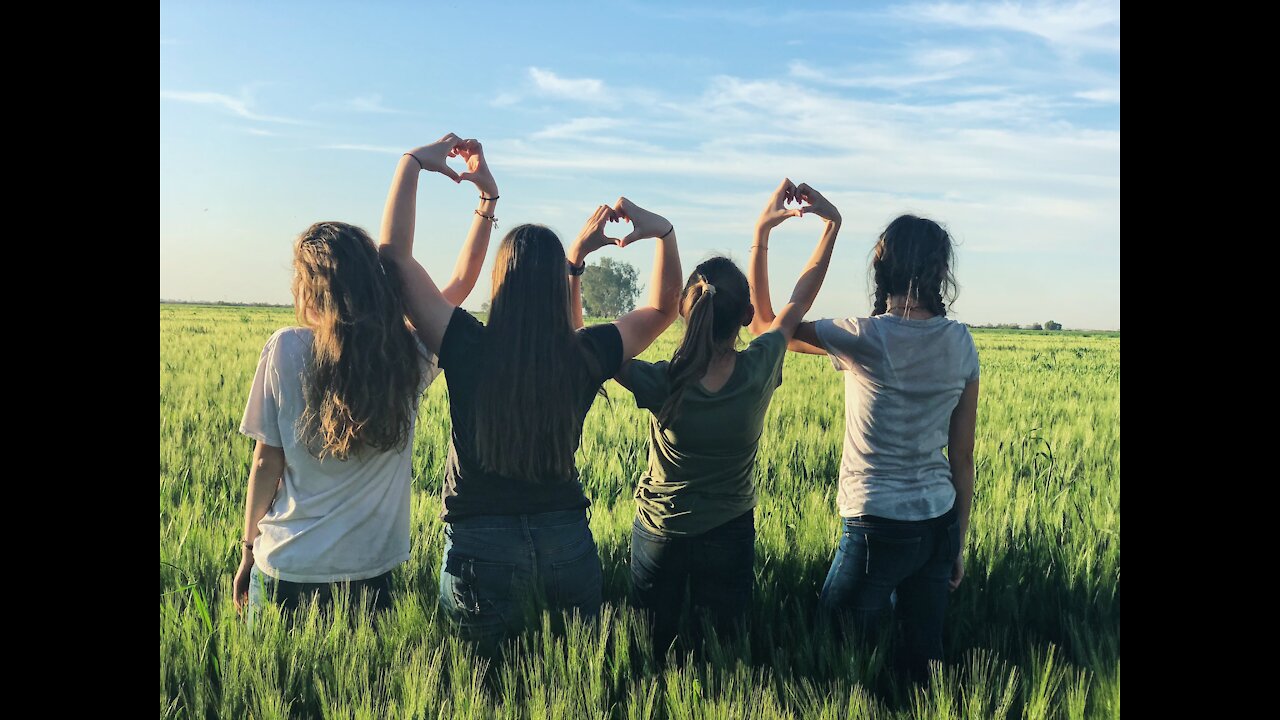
top-left (577, 322), bottom-right (624, 372)
top-left (440, 307), bottom-right (484, 359)
top-left (623, 357), bottom-right (669, 382)
top-left (744, 329), bottom-right (787, 357)
top-left (578, 321), bottom-right (623, 345)
top-left (263, 326), bottom-right (312, 362)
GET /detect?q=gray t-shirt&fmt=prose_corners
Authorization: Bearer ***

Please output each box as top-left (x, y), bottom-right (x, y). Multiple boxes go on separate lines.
top-left (239, 327), bottom-right (439, 582)
top-left (814, 314), bottom-right (979, 521)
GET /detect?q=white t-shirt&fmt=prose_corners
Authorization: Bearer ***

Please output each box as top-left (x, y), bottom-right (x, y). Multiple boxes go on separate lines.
top-left (239, 327), bottom-right (440, 582)
top-left (814, 314), bottom-right (980, 521)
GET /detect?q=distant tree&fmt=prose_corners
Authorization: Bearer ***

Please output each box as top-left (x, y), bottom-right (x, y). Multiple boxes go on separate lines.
top-left (480, 301), bottom-right (490, 314)
top-left (1026, 323), bottom-right (1043, 330)
top-left (582, 257), bottom-right (640, 318)
top-left (1045, 320), bottom-right (1063, 331)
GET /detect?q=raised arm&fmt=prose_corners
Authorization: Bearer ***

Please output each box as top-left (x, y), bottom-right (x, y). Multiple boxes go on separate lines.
top-left (947, 379), bottom-right (979, 592)
top-left (377, 134), bottom-right (478, 353)
top-left (567, 205), bottom-right (619, 330)
top-left (231, 441), bottom-right (285, 613)
top-left (750, 181), bottom-right (841, 347)
top-left (611, 197), bottom-right (682, 359)
top-left (440, 139), bottom-right (500, 306)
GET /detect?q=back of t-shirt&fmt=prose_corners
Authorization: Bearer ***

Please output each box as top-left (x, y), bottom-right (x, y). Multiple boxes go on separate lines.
top-left (814, 314), bottom-right (979, 521)
top-left (623, 330), bottom-right (788, 536)
top-left (435, 307), bottom-right (624, 521)
top-left (239, 327), bottom-right (439, 582)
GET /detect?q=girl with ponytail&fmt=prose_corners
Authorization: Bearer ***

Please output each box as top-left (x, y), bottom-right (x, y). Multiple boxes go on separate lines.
top-left (614, 178), bottom-right (841, 658)
top-left (751, 201), bottom-right (979, 683)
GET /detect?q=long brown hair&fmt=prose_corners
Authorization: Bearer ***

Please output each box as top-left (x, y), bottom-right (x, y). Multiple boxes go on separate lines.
top-left (657, 257), bottom-right (750, 428)
top-left (871, 214), bottom-right (958, 316)
top-left (291, 221), bottom-right (422, 460)
top-left (474, 224), bottom-right (597, 481)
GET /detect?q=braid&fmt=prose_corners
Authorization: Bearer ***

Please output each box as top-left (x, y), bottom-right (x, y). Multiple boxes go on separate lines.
top-left (872, 257), bottom-right (891, 315)
top-left (930, 288), bottom-right (947, 317)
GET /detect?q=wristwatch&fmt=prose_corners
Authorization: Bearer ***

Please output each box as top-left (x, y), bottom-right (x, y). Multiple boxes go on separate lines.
top-left (567, 259), bottom-right (586, 276)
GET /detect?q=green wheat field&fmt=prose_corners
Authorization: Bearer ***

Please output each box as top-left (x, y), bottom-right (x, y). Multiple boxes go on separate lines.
top-left (159, 304), bottom-right (1120, 719)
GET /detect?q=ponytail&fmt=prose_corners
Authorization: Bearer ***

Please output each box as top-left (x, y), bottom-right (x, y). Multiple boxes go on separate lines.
top-left (657, 275), bottom-right (719, 428)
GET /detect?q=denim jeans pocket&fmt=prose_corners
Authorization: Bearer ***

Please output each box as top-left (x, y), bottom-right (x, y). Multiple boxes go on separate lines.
top-left (863, 533), bottom-right (923, 581)
top-left (445, 556), bottom-right (517, 620)
top-left (549, 544), bottom-right (603, 616)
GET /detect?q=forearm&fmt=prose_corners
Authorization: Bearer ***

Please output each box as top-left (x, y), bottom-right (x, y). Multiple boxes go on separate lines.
top-left (787, 219), bottom-right (840, 311)
top-left (240, 444), bottom-right (284, 567)
top-left (749, 226), bottom-right (776, 335)
top-left (647, 230), bottom-right (681, 317)
top-left (439, 196), bottom-right (498, 305)
top-left (950, 455), bottom-right (975, 547)
top-left (379, 154), bottom-right (422, 259)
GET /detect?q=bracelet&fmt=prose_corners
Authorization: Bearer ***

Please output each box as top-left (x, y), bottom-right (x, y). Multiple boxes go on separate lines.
top-left (659, 224), bottom-right (675, 239)
top-left (240, 539), bottom-right (254, 549)
top-left (479, 194), bottom-right (499, 202)
top-left (475, 210), bottom-right (498, 228)
top-left (751, 244), bottom-right (767, 250)
top-left (403, 153), bottom-right (425, 171)
top-left (567, 259), bottom-right (586, 276)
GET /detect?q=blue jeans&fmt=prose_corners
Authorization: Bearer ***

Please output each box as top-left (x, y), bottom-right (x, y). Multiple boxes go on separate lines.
top-left (246, 565), bottom-right (394, 623)
top-left (818, 506), bottom-right (960, 682)
top-left (438, 508), bottom-right (602, 653)
top-left (630, 509), bottom-right (755, 658)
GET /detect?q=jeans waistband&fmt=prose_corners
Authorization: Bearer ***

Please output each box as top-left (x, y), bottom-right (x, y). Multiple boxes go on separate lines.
top-left (845, 505), bottom-right (957, 528)
top-left (446, 507), bottom-right (588, 530)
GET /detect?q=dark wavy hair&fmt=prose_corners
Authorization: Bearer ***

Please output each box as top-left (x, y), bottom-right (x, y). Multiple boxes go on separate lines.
top-left (291, 221), bottom-right (422, 460)
top-left (473, 224), bottom-right (598, 481)
top-left (871, 215), bottom-right (958, 316)
top-left (657, 257), bottom-right (751, 428)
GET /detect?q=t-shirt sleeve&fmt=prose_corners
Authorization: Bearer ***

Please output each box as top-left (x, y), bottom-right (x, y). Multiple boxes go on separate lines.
top-left (814, 317), bottom-right (862, 372)
top-left (437, 306), bottom-right (483, 372)
top-left (964, 329), bottom-right (981, 384)
top-left (579, 322), bottom-right (625, 383)
top-left (744, 329), bottom-right (787, 389)
top-left (620, 359), bottom-right (671, 410)
top-left (413, 331), bottom-right (443, 394)
top-left (240, 331), bottom-right (285, 447)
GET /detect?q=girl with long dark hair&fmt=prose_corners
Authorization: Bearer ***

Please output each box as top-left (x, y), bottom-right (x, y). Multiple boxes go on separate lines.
top-left (609, 178), bottom-right (841, 657)
top-left (750, 202), bottom-right (980, 682)
top-left (379, 134), bottom-right (683, 649)
top-left (231, 196), bottom-right (495, 616)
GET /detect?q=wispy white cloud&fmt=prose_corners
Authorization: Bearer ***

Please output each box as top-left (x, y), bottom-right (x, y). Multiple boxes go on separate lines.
top-left (344, 94), bottom-right (400, 113)
top-left (789, 60), bottom-right (958, 90)
top-left (529, 67), bottom-right (606, 102)
top-left (1074, 87), bottom-right (1120, 103)
top-left (912, 47), bottom-right (977, 68)
top-left (899, 1), bottom-right (1120, 54)
top-left (160, 91), bottom-right (304, 125)
top-left (241, 128), bottom-right (276, 137)
top-left (320, 143), bottom-right (402, 154)
top-left (531, 117), bottom-right (627, 141)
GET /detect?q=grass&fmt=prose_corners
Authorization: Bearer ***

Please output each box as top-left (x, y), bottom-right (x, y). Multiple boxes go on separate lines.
top-left (160, 304), bottom-right (1119, 719)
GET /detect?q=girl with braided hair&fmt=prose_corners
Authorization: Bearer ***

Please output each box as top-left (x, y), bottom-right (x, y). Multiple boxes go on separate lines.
top-left (612, 178), bottom-right (841, 659)
top-left (751, 205), bottom-right (980, 683)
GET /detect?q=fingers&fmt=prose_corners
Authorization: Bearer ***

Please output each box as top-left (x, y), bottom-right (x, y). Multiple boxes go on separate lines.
top-left (438, 165), bottom-right (461, 182)
top-left (618, 230), bottom-right (643, 247)
top-left (613, 196), bottom-right (634, 221)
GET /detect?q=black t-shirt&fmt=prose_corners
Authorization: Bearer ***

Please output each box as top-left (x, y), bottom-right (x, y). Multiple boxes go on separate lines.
top-left (436, 307), bottom-right (624, 521)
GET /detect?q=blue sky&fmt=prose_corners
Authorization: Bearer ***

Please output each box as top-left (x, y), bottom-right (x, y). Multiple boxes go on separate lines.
top-left (160, 1), bottom-right (1120, 329)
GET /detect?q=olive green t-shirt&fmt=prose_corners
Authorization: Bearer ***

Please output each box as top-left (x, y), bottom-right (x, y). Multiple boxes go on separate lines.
top-left (621, 330), bottom-right (787, 537)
